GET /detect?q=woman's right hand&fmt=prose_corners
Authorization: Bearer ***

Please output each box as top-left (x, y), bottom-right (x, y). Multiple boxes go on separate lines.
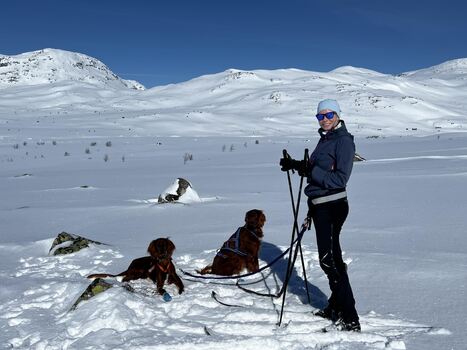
top-left (280, 157), bottom-right (308, 176)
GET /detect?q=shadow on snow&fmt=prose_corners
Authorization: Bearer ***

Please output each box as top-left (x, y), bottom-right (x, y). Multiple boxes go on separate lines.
top-left (259, 241), bottom-right (327, 309)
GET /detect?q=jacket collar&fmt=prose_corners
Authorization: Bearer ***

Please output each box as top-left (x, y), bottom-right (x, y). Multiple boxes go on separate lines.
top-left (318, 119), bottom-right (348, 139)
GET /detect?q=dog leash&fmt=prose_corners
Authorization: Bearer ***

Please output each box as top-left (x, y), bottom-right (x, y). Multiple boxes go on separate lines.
top-left (235, 223), bottom-right (308, 298)
top-left (180, 221), bottom-right (308, 281)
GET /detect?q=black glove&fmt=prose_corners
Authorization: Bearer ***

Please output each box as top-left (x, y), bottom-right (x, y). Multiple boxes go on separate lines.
top-left (279, 157), bottom-right (296, 172)
top-left (280, 157), bottom-right (308, 176)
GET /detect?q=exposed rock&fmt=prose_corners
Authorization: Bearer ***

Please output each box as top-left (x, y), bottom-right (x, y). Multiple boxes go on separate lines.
top-left (70, 278), bottom-right (114, 311)
top-left (49, 231), bottom-right (104, 255)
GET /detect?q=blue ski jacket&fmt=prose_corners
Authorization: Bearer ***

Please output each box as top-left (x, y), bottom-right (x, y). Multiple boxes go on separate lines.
top-left (304, 120), bottom-right (355, 199)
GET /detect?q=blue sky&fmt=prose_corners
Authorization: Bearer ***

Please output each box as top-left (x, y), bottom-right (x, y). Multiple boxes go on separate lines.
top-left (1, 0), bottom-right (467, 87)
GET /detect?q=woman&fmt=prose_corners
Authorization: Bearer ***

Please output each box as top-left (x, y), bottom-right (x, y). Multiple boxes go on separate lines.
top-left (280, 98), bottom-right (360, 332)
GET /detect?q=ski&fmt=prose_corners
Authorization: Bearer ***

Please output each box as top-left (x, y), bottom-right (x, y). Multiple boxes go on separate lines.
top-left (320, 322), bottom-right (362, 333)
top-left (203, 325), bottom-right (216, 336)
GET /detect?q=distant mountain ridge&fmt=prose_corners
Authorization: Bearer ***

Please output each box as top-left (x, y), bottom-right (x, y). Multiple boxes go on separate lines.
top-left (403, 58), bottom-right (467, 78)
top-left (0, 48), bottom-right (145, 90)
top-left (0, 48), bottom-right (466, 137)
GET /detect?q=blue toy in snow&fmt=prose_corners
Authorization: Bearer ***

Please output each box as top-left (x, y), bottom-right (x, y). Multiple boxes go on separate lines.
top-left (163, 292), bottom-right (172, 302)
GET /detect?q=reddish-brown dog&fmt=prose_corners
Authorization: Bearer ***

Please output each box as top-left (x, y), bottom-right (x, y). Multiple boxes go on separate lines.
top-left (198, 209), bottom-right (266, 276)
top-left (87, 238), bottom-right (184, 296)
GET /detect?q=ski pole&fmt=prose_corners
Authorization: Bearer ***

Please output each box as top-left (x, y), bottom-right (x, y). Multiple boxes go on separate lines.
top-left (286, 148), bottom-right (310, 301)
top-left (278, 149), bottom-right (308, 326)
top-left (298, 149), bottom-right (311, 304)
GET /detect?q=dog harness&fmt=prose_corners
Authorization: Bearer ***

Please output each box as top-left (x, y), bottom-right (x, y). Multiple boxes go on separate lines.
top-left (217, 227), bottom-right (261, 258)
top-left (148, 257), bottom-right (171, 273)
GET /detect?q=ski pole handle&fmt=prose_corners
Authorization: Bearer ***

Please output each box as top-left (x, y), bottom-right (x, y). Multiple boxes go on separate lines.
top-left (282, 149), bottom-right (295, 174)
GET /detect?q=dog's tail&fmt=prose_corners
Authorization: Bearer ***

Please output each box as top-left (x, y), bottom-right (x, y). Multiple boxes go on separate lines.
top-left (196, 265), bottom-right (212, 275)
top-left (87, 271), bottom-right (126, 279)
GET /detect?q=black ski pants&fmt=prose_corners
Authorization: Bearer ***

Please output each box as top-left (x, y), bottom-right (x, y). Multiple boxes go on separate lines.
top-left (308, 198), bottom-right (359, 323)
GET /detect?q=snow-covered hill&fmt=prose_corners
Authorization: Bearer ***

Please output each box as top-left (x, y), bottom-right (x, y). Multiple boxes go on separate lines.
top-left (0, 48), bottom-right (466, 137)
top-left (0, 48), bottom-right (145, 90)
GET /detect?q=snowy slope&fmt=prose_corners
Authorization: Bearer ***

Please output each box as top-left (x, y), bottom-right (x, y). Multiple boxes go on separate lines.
top-left (0, 49), bottom-right (466, 137)
top-left (0, 48), bottom-right (145, 90)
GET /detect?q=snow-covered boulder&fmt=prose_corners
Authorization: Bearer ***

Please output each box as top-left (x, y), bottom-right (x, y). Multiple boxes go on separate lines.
top-left (157, 178), bottom-right (201, 204)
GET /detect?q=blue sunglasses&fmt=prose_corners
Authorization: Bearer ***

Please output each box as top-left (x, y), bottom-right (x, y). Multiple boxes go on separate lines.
top-left (316, 111), bottom-right (336, 121)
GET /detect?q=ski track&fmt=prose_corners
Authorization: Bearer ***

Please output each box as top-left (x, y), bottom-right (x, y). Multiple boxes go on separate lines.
top-left (367, 154), bottom-right (467, 163)
top-left (0, 241), bottom-right (448, 350)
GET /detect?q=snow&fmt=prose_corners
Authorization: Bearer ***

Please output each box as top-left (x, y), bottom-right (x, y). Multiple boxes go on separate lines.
top-left (0, 49), bottom-right (145, 90)
top-left (1, 48), bottom-right (467, 138)
top-left (0, 49), bottom-right (466, 349)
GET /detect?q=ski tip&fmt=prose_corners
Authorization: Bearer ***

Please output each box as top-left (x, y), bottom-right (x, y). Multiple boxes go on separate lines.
top-left (275, 320), bottom-right (291, 329)
top-left (204, 325), bottom-right (213, 336)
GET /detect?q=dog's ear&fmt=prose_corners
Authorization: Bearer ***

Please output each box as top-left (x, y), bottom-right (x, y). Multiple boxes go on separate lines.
top-left (258, 211), bottom-right (266, 228)
top-left (165, 238), bottom-right (175, 256)
top-left (147, 240), bottom-right (157, 256)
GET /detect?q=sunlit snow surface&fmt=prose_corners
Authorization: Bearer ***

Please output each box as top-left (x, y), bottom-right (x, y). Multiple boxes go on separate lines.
top-left (1, 133), bottom-right (465, 349)
top-left (0, 50), bottom-right (466, 349)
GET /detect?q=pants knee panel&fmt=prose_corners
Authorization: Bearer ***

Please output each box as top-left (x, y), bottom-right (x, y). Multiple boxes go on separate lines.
top-left (319, 253), bottom-right (340, 281)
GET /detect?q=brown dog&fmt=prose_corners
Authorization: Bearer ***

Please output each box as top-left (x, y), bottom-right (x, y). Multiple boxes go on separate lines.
top-left (198, 209), bottom-right (266, 276)
top-left (87, 238), bottom-right (184, 296)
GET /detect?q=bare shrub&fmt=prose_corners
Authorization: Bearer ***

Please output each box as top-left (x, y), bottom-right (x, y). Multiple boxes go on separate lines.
top-left (183, 153), bottom-right (193, 164)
